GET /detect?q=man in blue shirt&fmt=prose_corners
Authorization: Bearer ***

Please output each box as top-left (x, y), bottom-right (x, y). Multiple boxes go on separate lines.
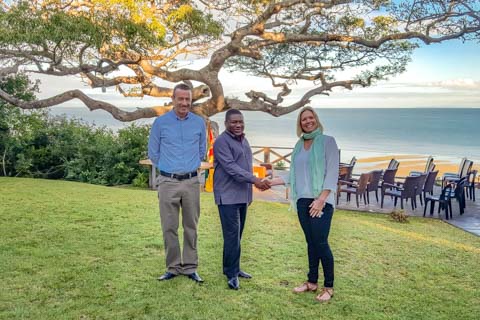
top-left (148, 83), bottom-right (206, 283)
top-left (213, 109), bottom-right (270, 290)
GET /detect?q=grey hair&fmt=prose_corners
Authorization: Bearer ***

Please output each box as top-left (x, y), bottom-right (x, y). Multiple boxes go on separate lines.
top-left (172, 83), bottom-right (192, 97)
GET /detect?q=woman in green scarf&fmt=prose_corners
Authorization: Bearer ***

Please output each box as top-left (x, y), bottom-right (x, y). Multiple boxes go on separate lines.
top-left (269, 106), bottom-right (339, 302)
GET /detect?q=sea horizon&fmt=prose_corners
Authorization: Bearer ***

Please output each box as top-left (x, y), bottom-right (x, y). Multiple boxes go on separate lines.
top-left (46, 106), bottom-right (480, 166)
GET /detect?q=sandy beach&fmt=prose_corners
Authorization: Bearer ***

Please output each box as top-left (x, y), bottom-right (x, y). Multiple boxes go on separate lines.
top-left (355, 155), bottom-right (479, 179)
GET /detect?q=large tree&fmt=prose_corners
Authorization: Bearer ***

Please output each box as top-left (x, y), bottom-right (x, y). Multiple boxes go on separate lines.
top-left (0, 0), bottom-right (479, 121)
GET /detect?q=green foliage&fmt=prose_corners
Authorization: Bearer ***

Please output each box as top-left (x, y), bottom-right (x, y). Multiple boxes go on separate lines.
top-left (0, 74), bottom-right (44, 177)
top-left (274, 160), bottom-right (286, 169)
top-left (0, 1), bottom-right (166, 55)
top-left (63, 121), bottom-right (150, 185)
top-left (372, 15), bottom-right (397, 29)
top-left (0, 0), bottom-right (223, 58)
top-left (166, 4), bottom-right (223, 37)
top-left (132, 171), bottom-right (149, 188)
top-left (338, 15), bottom-right (366, 31)
top-left (0, 89), bottom-right (150, 185)
top-left (0, 73), bottom-right (37, 101)
top-left (1, 3), bottom-right (100, 48)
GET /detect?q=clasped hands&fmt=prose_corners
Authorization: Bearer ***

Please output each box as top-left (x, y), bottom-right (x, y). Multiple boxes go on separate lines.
top-left (253, 177), bottom-right (272, 191)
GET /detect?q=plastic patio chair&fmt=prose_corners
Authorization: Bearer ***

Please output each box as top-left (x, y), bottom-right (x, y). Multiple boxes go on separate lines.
top-left (442, 158), bottom-right (469, 186)
top-left (366, 170), bottom-right (383, 204)
top-left (387, 158), bottom-right (400, 170)
top-left (378, 168), bottom-right (398, 194)
top-left (422, 170), bottom-right (439, 203)
top-left (466, 169), bottom-right (477, 202)
top-left (424, 183), bottom-right (454, 219)
top-left (337, 172), bottom-right (370, 207)
top-left (381, 175), bottom-right (420, 210)
top-left (414, 173), bottom-right (428, 206)
top-left (410, 156), bottom-right (435, 176)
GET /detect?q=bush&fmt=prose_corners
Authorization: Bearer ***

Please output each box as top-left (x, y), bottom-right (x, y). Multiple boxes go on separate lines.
top-left (390, 209), bottom-right (409, 223)
top-left (64, 121), bottom-right (150, 185)
top-left (0, 73), bottom-right (45, 177)
top-left (274, 160), bottom-right (287, 170)
top-left (132, 172), bottom-right (149, 188)
top-left (66, 120), bottom-right (150, 185)
top-left (1, 84), bottom-right (150, 185)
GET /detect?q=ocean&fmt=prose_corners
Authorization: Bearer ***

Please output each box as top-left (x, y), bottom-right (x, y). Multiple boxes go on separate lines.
top-left (48, 107), bottom-right (480, 164)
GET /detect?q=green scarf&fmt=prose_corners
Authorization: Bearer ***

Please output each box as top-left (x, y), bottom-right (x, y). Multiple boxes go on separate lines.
top-left (289, 128), bottom-right (325, 205)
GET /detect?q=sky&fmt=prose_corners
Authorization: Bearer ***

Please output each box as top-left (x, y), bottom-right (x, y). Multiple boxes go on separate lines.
top-left (36, 39), bottom-right (480, 109)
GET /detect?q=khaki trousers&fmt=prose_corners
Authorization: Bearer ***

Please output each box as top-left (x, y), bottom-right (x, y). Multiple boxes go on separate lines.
top-left (157, 175), bottom-right (200, 275)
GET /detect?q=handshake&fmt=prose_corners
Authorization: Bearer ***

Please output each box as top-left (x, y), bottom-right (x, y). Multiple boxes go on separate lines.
top-left (253, 177), bottom-right (272, 191)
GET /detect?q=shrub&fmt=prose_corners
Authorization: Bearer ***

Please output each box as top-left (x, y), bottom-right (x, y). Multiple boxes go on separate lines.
top-left (274, 160), bottom-right (287, 170)
top-left (1, 83), bottom-right (150, 186)
top-left (132, 172), bottom-right (149, 188)
top-left (390, 209), bottom-right (409, 223)
top-left (62, 121), bottom-right (150, 186)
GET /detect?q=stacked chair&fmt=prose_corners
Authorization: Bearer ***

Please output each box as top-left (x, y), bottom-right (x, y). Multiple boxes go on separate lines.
top-left (442, 158), bottom-right (473, 187)
top-left (337, 155), bottom-right (476, 219)
top-left (410, 156), bottom-right (435, 176)
top-left (381, 175), bottom-right (420, 210)
top-left (337, 173), bottom-right (369, 208)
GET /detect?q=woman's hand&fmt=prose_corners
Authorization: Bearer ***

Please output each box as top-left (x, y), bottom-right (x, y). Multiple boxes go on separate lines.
top-left (309, 198), bottom-right (326, 217)
top-left (268, 177), bottom-right (285, 186)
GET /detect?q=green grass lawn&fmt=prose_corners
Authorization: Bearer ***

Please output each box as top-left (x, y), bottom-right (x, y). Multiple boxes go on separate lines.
top-left (1, 177), bottom-right (479, 320)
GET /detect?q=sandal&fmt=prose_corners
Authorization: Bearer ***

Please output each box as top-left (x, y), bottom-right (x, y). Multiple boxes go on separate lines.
top-left (315, 287), bottom-right (334, 302)
top-left (292, 282), bottom-right (318, 293)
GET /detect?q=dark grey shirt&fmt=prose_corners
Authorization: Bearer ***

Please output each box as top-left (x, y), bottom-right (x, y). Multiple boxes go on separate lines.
top-left (213, 130), bottom-right (256, 205)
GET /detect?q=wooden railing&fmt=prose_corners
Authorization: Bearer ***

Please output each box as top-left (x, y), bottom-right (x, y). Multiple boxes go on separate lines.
top-left (251, 146), bottom-right (293, 167)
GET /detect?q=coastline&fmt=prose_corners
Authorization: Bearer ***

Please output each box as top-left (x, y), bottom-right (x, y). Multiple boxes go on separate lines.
top-left (46, 107), bottom-right (480, 177)
top-left (355, 155), bottom-right (479, 178)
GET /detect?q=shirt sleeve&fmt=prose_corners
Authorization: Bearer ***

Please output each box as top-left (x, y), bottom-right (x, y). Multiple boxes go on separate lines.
top-left (323, 136), bottom-right (339, 193)
top-left (148, 118), bottom-right (161, 166)
top-left (214, 137), bottom-right (256, 184)
top-left (199, 120), bottom-right (207, 161)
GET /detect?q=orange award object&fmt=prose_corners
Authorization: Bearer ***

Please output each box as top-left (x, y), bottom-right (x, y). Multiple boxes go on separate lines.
top-left (253, 165), bottom-right (267, 179)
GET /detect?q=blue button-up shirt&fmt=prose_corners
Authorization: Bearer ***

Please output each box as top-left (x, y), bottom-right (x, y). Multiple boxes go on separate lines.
top-left (213, 130), bottom-right (256, 205)
top-left (148, 110), bottom-right (206, 173)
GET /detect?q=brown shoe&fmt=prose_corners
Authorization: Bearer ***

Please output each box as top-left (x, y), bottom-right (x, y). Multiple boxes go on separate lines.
top-left (292, 282), bottom-right (318, 293)
top-left (315, 287), bottom-right (334, 302)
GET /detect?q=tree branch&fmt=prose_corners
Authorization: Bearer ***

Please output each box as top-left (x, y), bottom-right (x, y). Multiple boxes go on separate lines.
top-left (0, 87), bottom-right (170, 121)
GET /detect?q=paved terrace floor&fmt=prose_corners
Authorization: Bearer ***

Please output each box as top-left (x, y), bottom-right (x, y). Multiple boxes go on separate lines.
top-left (253, 184), bottom-right (480, 237)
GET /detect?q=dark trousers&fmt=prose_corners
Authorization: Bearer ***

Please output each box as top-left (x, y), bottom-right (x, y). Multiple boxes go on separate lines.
top-left (296, 198), bottom-right (334, 287)
top-left (218, 203), bottom-right (247, 279)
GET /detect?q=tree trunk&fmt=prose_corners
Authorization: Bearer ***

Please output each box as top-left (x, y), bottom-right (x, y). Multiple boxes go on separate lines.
top-left (1, 148), bottom-right (7, 177)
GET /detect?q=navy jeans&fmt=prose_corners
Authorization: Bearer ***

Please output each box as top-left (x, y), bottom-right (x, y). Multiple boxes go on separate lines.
top-left (296, 198), bottom-right (334, 287)
top-left (218, 203), bottom-right (247, 279)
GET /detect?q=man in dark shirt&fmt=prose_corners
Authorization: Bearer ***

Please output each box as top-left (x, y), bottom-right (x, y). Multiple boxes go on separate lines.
top-left (213, 109), bottom-right (270, 290)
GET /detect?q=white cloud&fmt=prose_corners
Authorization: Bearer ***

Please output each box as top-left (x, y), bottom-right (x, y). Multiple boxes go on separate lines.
top-left (423, 79), bottom-right (480, 90)
top-left (30, 55), bottom-right (480, 110)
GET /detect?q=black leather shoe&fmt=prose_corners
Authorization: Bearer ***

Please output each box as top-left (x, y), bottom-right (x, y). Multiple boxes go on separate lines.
top-left (238, 270), bottom-right (252, 279)
top-left (227, 277), bottom-right (239, 290)
top-left (187, 272), bottom-right (204, 283)
top-left (157, 272), bottom-right (177, 281)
